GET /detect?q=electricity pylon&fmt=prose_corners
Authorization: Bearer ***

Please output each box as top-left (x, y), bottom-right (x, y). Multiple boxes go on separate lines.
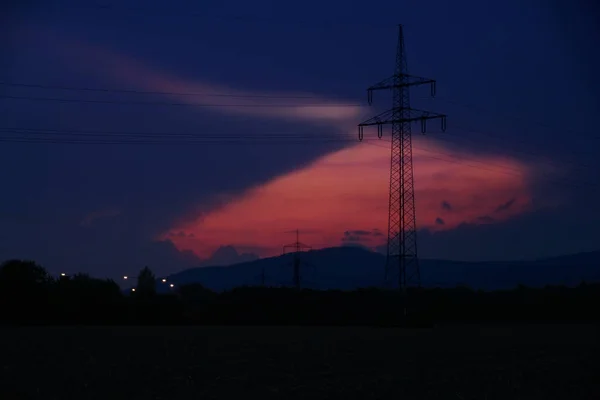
top-left (282, 229), bottom-right (312, 289)
top-left (358, 25), bottom-right (447, 292)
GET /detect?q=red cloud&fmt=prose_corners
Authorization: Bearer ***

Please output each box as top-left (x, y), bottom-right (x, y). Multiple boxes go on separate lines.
top-left (165, 139), bottom-right (533, 258)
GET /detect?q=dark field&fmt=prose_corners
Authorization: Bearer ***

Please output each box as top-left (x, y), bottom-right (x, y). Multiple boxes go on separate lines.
top-left (1, 325), bottom-right (598, 399)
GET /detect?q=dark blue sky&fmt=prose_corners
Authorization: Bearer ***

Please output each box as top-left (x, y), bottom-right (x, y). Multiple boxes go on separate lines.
top-left (1, 0), bottom-right (599, 280)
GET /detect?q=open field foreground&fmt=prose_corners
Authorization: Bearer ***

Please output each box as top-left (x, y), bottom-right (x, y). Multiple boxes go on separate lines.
top-left (0, 325), bottom-right (598, 399)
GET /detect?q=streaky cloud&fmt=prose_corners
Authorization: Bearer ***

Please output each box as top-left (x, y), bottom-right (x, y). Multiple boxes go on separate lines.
top-left (43, 29), bottom-right (364, 133)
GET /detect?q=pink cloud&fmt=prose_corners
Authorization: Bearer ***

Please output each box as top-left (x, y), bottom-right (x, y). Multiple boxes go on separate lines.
top-left (165, 139), bottom-right (533, 258)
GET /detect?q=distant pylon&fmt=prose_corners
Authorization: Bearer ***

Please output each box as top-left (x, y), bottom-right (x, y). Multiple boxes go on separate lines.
top-left (358, 25), bottom-right (447, 292)
top-left (282, 229), bottom-right (312, 289)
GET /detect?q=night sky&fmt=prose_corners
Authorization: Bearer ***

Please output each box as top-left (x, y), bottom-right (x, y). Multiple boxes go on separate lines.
top-left (1, 0), bottom-right (599, 280)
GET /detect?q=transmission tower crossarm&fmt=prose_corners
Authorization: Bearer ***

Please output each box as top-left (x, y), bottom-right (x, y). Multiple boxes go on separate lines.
top-left (358, 109), bottom-right (446, 126)
top-left (367, 74), bottom-right (437, 104)
top-left (283, 243), bottom-right (311, 251)
top-left (358, 108), bottom-right (447, 138)
top-left (368, 74), bottom-right (436, 92)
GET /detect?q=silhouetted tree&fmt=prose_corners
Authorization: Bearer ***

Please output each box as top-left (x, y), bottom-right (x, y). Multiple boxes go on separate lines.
top-left (0, 259), bottom-right (53, 323)
top-left (68, 273), bottom-right (122, 298)
top-left (0, 260), bottom-right (52, 301)
top-left (136, 266), bottom-right (156, 296)
top-left (1, 257), bottom-right (599, 326)
top-left (0, 259), bottom-right (52, 288)
top-left (51, 272), bottom-right (125, 323)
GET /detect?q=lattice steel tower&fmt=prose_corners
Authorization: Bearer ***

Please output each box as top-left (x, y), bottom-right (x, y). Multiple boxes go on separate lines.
top-left (283, 229), bottom-right (312, 290)
top-left (358, 25), bottom-right (447, 290)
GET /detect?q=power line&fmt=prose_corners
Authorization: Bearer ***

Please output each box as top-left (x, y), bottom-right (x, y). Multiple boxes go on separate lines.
top-left (363, 140), bottom-right (600, 193)
top-left (0, 128), bottom-right (362, 144)
top-left (417, 95), bottom-right (600, 141)
top-left (0, 82), bottom-right (328, 100)
top-left (1, 134), bottom-right (598, 193)
top-left (1, 126), bottom-right (597, 173)
top-left (0, 137), bottom-right (355, 145)
top-left (0, 127), bottom-right (350, 139)
top-left (1, 127), bottom-right (598, 192)
top-left (357, 119), bottom-right (598, 173)
top-left (3, 81), bottom-right (598, 142)
top-left (38, 2), bottom-right (383, 27)
top-left (0, 94), bottom-right (359, 108)
top-left (0, 126), bottom-right (594, 172)
top-left (430, 127), bottom-right (597, 172)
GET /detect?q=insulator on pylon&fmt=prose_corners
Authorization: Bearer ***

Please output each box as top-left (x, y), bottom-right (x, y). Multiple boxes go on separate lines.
top-left (378, 124), bottom-right (383, 139)
top-left (441, 116), bottom-right (447, 132)
top-left (431, 81), bottom-right (436, 97)
top-left (358, 126), bottom-right (363, 141)
top-left (367, 90), bottom-right (373, 105)
top-left (421, 118), bottom-right (426, 133)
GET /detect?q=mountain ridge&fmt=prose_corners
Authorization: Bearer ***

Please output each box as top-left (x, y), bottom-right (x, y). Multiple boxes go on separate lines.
top-left (164, 246), bottom-right (600, 292)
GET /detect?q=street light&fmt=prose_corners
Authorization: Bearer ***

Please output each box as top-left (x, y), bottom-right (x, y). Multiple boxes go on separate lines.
top-left (122, 275), bottom-right (137, 294)
top-left (121, 274), bottom-right (174, 291)
top-left (123, 275), bottom-right (169, 283)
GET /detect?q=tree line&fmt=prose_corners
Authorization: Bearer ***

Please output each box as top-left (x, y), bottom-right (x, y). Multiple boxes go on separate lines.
top-left (0, 259), bottom-right (598, 326)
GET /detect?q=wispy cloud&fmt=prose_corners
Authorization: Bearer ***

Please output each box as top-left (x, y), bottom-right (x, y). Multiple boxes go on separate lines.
top-left (45, 30), bottom-right (363, 132)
